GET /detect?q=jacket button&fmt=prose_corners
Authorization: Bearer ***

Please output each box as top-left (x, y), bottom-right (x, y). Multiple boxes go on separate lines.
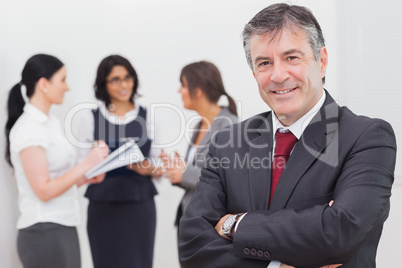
top-left (263, 251), bottom-right (271, 259)
top-left (243, 248), bottom-right (250, 255)
top-left (250, 248), bottom-right (257, 256)
top-left (257, 250), bottom-right (263, 257)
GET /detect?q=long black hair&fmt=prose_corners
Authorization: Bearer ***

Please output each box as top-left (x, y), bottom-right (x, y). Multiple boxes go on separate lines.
top-left (5, 54), bottom-right (64, 166)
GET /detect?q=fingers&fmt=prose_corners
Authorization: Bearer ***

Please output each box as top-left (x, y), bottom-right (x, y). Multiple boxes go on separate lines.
top-left (158, 151), bottom-right (187, 183)
top-left (87, 173), bottom-right (106, 184)
top-left (92, 140), bottom-right (109, 158)
top-left (164, 169), bottom-right (183, 184)
top-left (127, 160), bottom-right (163, 177)
top-left (93, 174), bottom-right (105, 183)
top-left (280, 264), bottom-right (294, 268)
top-left (93, 140), bottom-right (107, 148)
top-left (152, 167), bottom-right (163, 178)
top-left (164, 169), bottom-right (177, 182)
top-left (128, 163), bottom-right (139, 171)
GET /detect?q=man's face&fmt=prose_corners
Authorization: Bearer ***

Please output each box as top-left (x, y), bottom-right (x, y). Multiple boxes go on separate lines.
top-left (250, 28), bottom-right (328, 126)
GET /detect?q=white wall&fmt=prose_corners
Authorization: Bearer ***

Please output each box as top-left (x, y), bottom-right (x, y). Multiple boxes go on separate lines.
top-left (0, 1), bottom-right (400, 267)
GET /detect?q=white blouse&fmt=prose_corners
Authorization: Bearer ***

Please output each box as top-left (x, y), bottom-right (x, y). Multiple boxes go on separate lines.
top-left (186, 145), bottom-right (198, 165)
top-left (10, 104), bottom-right (79, 229)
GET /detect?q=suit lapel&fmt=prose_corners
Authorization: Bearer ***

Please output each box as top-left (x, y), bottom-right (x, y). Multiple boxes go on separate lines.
top-left (270, 94), bottom-right (339, 210)
top-left (247, 113), bottom-right (274, 210)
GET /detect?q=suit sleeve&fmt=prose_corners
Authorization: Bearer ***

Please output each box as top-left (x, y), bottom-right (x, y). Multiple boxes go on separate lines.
top-left (178, 137), bottom-right (269, 268)
top-left (234, 120), bottom-right (396, 267)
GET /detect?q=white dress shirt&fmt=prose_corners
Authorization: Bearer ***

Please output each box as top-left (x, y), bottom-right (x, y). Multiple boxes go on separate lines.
top-left (10, 104), bottom-right (79, 229)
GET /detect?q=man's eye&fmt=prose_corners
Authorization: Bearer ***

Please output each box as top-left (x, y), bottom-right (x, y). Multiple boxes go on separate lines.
top-left (258, 61), bottom-right (271, 68)
top-left (287, 56), bottom-right (298, 61)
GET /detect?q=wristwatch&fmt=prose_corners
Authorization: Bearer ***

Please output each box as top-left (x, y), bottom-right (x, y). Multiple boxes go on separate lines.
top-left (222, 214), bottom-right (240, 240)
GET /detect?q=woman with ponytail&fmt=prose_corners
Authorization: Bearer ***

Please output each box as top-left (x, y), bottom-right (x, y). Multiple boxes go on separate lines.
top-left (161, 60), bottom-right (238, 230)
top-left (5, 54), bottom-right (109, 268)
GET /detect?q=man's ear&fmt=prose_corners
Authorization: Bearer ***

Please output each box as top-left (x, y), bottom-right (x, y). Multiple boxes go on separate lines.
top-left (319, 46), bottom-right (328, 78)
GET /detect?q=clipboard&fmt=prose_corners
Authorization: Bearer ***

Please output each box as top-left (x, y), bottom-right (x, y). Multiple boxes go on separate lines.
top-left (85, 141), bottom-right (145, 179)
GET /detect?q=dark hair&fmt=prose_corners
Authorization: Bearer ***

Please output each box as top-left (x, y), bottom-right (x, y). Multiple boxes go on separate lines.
top-left (5, 54), bottom-right (64, 166)
top-left (180, 61), bottom-right (237, 116)
top-left (242, 3), bottom-right (326, 83)
top-left (94, 55), bottom-right (139, 107)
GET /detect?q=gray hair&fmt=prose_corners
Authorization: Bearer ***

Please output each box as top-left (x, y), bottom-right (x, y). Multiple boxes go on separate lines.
top-left (242, 3), bottom-right (325, 70)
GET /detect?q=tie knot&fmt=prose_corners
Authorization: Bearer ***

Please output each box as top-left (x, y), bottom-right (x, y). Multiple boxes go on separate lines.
top-left (274, 130), bottom-right (298, 156)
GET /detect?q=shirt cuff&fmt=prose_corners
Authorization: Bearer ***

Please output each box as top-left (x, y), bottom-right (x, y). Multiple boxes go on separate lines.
top-left (234, 212), bottom-right (247, 232)
top-left (267, 260), bottom-right (281, 268)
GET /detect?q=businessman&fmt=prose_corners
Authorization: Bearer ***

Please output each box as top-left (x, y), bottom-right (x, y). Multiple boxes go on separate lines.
top-left (178, 3), bottom-right (397, 268)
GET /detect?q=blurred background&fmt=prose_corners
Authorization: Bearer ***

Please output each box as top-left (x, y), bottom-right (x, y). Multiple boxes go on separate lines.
top-left (1, 0), bottom-right (401, 267)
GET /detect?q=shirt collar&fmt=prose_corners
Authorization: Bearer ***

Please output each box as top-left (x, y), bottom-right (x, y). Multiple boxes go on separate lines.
top-left (24, 103), bottom-right (49, 123)
top-left (99, 102), bottom-right (138, 125)
top-left (272, 90), bottom-right (326, 139)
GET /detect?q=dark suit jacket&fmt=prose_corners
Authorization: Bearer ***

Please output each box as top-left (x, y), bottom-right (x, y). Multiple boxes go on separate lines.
top-left (178, 92), bottom-right (396, 268)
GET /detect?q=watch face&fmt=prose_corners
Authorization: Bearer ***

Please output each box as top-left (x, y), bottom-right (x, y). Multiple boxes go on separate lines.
top-left (223, 215), bottom-right (235, 230)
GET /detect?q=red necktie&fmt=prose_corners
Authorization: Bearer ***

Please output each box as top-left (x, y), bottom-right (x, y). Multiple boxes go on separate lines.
top-left (270, 130), bottom-right (298, 204)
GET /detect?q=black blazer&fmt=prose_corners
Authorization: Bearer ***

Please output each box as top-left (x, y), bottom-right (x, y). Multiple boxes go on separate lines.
top-left (178, 91), bottom-right (397, 268)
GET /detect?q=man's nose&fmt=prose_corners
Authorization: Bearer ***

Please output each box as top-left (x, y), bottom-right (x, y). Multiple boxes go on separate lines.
top-left (270, 62), bottom-right (289, 83)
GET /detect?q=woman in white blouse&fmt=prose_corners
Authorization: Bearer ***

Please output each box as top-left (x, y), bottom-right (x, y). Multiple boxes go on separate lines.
top-left (5, 54), bottom-right (109, 268)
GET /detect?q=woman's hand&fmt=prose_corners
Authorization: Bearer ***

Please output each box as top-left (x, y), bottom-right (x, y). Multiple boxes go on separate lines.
top-left (127, 159), bottom-right (162, 178)
top-left (87, 173), bottom-right (106, 184)
top-left (161, 150), bottom-right (186, 184)
top-left (84, 140), bottom-right (109, 168)
top-left (77, 173), bottom-right (106, 186)
top-left (76, 140), bottom-right (109, 186)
